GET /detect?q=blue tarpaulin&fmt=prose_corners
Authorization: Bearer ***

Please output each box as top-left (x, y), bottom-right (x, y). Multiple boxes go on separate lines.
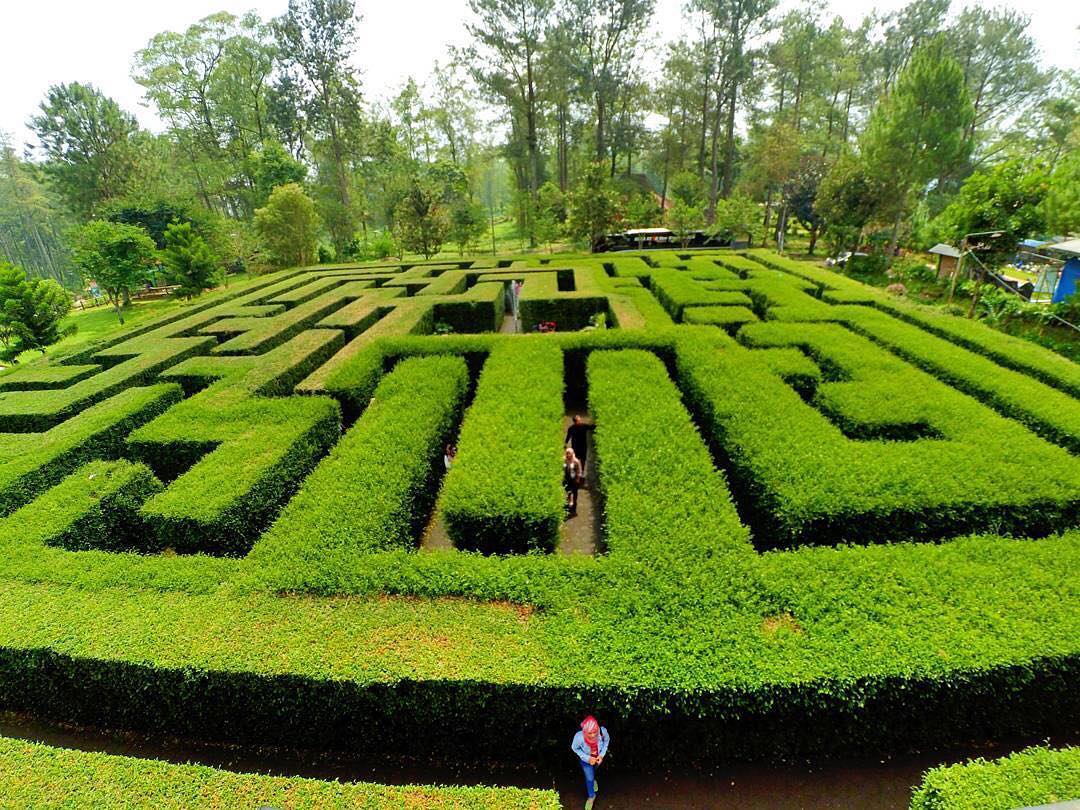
top-left (1052, 258), bottom-right (1080, 303)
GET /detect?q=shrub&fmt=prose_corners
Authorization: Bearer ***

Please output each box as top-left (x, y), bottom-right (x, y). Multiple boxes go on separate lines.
top-left (250, 354), bottom-right (469, 591)
top-left (677, 323), bottom-right (1080, 546)
top-left (253, 182), bottom-right (321, 270)
top-left (911, 745), bottom-right (1080, 810)
top-left (0, 736), bottom-right (560, 809)
top-left (441, 340), bottom-right (565, 553)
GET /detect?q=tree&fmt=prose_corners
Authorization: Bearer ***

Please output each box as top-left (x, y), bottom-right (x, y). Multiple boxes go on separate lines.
top-left (161, 221), bottom-right (223, 299)
top-left (666, 200), bottom-right (704, 247)
top-left (948, 7), bottom-right (1047, 151)
top-left (71, 221), bottom-right (156, 324)
top-left (625, 194), bottom-right (661, 228)
top-left (783, 154), bottom-right (826, 253)
top-left (0, 135), bottom-right (77, 287)
top-left (0, 262), bottom-right (72, 361)
top-left (275, 0), bottom-right (363, 254)
top-left (929, 159), bottom-right (1049, 260)
top-left (134, 12), bottom-right (278, 216)
top-left (710, 194), bottom-right (761, 245)
top-left (395, 180), bottom-right (449, 259)
top-left (860, 37), bottom-right (974, 251)
top-left (447, 199), bottom-right (486, 256)
top-left (1044, 149), bottom-right (1080, 236)
top-left (561, 0), bottom-right (655, 162)
top-left (534, 181), bottom-right (567, 250)
top-left (466, 0), bottom-right (550, 220)
top-left (668, 170), bottom-right (706, 206)
top-left (253, 183), bottom-right (321, 269)
top-left (814, 150), bottom-right (884, 254)
top-left (30, 83), bottom-right (141, 219)
top-left (567, 163), bottom-right (623, 251)
top-left (248, 142), bottom-right (308, 209)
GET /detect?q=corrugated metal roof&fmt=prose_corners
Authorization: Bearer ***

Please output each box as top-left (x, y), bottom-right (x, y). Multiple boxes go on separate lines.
top-left (928, 243), bottom-right (961, 258)
top-left (1047, 238), bottom-right (1080, 255)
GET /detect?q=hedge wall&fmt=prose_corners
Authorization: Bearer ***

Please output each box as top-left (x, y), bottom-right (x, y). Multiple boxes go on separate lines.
top-left (0, 252), bottom-right (1075, 778)
top-left (911, 745), bottom-right (1080, 809)
top-left (0, 737), bottom-right (560, 809)
top-left (251, 354), bottom-right (469, 591)
top-left (677, 324), bottom-right (1080, 546)
top-left (0, 383), bottom-right (181, 518)
top-left (441, 340), bottom-right (566, 553)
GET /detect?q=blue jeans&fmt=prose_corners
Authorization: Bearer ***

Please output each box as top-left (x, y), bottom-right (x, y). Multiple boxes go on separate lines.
top-left (580, 760), bottom-right (597, 798)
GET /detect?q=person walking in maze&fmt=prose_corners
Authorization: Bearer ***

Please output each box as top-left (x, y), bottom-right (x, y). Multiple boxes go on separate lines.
top-left (565, 415), bottom-right (595, 480)
top-left (564, 447), bottom-right (583, 516)
top-left (443, 443), bottom-right (457, 471)
top-left (572, 715), bottom-right (609, 809)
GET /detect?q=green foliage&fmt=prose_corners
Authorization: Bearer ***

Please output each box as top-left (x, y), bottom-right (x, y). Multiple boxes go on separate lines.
top-left (668, 169), bottom-right (705, 206)
top-left (927, 159), bottom-right (1049, 257)
top-left (709, 194), bottom-right (762, 245)
top-left (29, 82), bottom-right (141, 219)
top-left (161, 221), bottom-right (223, 299)
top-left (911, 745), bottom-right (1080, 810)
top-left (860, 37), bottom-right (974, 239)
top-left (568, 163), bottom-right (623, 251)
top-left (0, 736), bottom-right (560, 809)
top-left (70, 220), bottom-right (157, 324)
top-left (101, 196), bottom-right (223, 251)
top-left (248, 141), bottom-right (308, 208)
top-left (447, 198), bottom-right (486, 255)
top-left (253, 182), bottom-right (321, 269)
top-left (815, 150), bottom-right (886, 253)
top-left (534, 181), bottom-right (567, 248)
top-left (625, 192), bottom-right (661, 228)
top-left (665, 200), bottom-right (704, 247)
top-left (1044, 148), bottom-right (1080, 235)
top-left (0, 262), bottom-right (72, 361)
top-left (251, 355), bottom-right (469, 590)
top-left (395, 179), bottom-right (450, 259)
top-left (441, 341), bottom-right (565, 554)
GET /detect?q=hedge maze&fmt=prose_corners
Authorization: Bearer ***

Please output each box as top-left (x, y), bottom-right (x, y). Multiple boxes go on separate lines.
top-left (0, 252), bottom-right (1077, 774)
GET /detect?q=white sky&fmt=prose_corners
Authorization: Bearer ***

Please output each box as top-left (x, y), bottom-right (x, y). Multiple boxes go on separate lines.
top-left (2, 0), bottom-right (1077, 151)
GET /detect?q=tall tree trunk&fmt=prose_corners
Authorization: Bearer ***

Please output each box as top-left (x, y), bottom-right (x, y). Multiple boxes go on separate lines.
top-left (707, 84), bottom-right (724, 221)
top-left (720, 76), bottom-right (738, 199)
top-left (596, 92), bottom-right (606, 162)
top-left (762, 187), bottom-right (773, 246)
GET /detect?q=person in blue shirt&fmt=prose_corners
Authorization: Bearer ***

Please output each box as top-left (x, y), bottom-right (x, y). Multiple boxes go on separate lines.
top-left (571, 715), bottom-right (609, 809)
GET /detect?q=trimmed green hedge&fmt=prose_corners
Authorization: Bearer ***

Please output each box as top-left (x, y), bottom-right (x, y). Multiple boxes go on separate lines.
top-left (911, 745), bottom-right (1080, 809)
top-left (128, 333), bottom-right (345, 555)
top-left (677, 324), bottom-right (1080, 546)
top-left (441, 340), bottom-right (565, 553)
top-left (587, 349), bottom-right (754, 566)
top-left (0, 336), bottom-right (213, 432)
top-left (251, 354), bottom-right (469, 591)
top-left (0, 383), bottom-right (181, 517)
top-left (0, 254), bottom-right (1076, 774)
top-left (0, 736), bottom-right (560, 809)
top-left (0, 459), bottom-right (161, 553)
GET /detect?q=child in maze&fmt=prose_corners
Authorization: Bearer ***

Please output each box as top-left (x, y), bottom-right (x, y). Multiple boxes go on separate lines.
top-left (563, 447), bottom-right (583, 516)
top-left (571, 715), bottom-right (609, 809)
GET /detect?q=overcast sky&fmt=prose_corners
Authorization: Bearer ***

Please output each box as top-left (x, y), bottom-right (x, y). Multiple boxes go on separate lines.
top-left (2, 0), bottom-right (1077, 150)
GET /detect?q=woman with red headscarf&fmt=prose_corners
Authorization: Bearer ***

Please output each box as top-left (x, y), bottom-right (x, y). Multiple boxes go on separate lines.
top-left (571, 715), bottom-right (609, 809)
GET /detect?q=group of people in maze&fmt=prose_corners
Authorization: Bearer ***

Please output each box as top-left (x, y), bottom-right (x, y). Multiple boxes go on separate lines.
top-left (563, 414), bottom-right (595, 516)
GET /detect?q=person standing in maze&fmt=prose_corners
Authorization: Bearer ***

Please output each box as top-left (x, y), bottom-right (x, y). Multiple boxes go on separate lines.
top-left (571, 715), bottom-right (609, 809)
top-left (565, 415), bottom-right (595, 482)
top-left (564, 447), bottom-right (583, 516)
